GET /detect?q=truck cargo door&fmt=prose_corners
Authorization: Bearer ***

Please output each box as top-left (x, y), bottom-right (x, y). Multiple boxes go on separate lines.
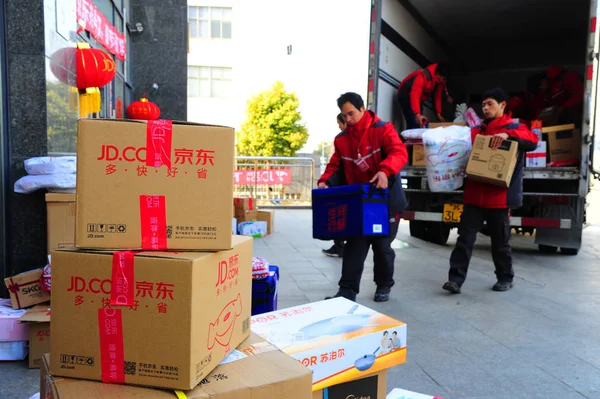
top-left (588, 0), bottom-right (600, 175)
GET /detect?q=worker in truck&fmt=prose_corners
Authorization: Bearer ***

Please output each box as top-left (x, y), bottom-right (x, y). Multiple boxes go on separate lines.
top-left (321, 113), bottom-right (347, 258)
top-left (397, 63), bottom-right (452, 129)
top-left (318, 92), bottom-right (408, 302)
top-left (543, 65), bottom-right (584, 126)
top-left (442, 88), bottom-right (538, 294)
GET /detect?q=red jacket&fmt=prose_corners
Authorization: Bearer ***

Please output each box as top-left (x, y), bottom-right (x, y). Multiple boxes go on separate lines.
top-left (319, 111), bottom-right (408, 186)
top-left (545, 66), bottom-right (584, 110)
top-left (398, 64), bottom-right (446, 115)
top-left (465, 114), bottom-right (538, 209)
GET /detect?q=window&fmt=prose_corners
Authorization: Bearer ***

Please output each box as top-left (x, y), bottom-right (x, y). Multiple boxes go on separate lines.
top-left (188, 6), bottom-right (232, 39)
top-left (188, 66), bottom-right (232, 98)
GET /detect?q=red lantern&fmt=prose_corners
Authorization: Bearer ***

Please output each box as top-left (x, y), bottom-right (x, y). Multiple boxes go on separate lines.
top-left (49, 43), bottom-right (116, 117)
top-left (127, 96), bottom-right (161, 120)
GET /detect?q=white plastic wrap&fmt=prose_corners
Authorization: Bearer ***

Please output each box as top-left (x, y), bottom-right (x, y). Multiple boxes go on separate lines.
top-left (14, 174), bottom-right (76, 194)
top-left (24, 156), bottom-right (76, 175)
top-left (422, 126), bottom-right (472, 192)
top-left (464, 108), bottom-right (482, 128)
top-left (400, 128), bottom-right (429, 141)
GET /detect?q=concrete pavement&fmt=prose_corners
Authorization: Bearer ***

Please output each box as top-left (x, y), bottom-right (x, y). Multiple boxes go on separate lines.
top-left (3, 199), bottom-right (600, 398)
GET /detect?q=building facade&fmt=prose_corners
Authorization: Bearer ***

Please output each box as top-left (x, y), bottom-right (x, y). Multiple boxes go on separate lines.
top-left (0, 0), bottom-right (187, 296)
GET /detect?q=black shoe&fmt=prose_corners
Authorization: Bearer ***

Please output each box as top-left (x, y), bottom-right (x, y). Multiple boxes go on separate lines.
top-left (442, 281), bottom-right (461, 294)
top-left (325, 289), bottom-right (356, 301)
top-left (374, 287), bottom-right (391, 302)
top-left (493, 281), bottom-right (513, 292)
top-left (322, 245), bottom-right (342, 258)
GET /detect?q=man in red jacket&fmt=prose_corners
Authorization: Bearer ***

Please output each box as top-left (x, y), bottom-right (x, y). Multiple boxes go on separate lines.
top-left (318, 92), bottom-right (408, 302)
top-left (443, 88), bottom-right (538, 294)
top-left (543, 66), bottom-right (584, 125)
top-left (397, 63), bottom-right (451, 129)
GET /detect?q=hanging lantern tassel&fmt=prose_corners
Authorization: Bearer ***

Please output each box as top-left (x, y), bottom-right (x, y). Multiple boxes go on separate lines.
top-left (68, 87), bottom-right (79, 113)
top-left (79, 87), bottom-right (101, 117)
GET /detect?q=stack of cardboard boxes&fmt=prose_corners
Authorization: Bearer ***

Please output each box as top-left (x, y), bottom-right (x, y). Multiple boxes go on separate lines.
top-left (26, 119), bottom-right (313, 398)
top-left (232, 197), bottom-right (274, 237)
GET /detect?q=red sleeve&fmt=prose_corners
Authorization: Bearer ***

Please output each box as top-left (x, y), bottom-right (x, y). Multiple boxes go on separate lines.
top-left (434, 83), bottom-right (443, 114)
top-left (409, 74), bottom-right (425, 115)
top-left (318, 139), bottom-right (343, 185)
top-left (379, 123), bottom-right (408, 176)
top-left (506, 123), bottom-right (539, 152)
top-left (562, 72), bottom-right (584, 109)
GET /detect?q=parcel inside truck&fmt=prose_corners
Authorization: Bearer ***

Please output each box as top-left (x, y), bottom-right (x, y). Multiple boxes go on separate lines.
top-left (367, 0), bottom-right (599, 254)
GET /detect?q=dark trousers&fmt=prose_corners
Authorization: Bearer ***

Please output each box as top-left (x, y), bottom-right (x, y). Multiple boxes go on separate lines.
top-left (449, 205), bottom-right (514, 286)
top-left (397, 91), bottom-right (422, 130)
top-left (333, 240), bottom-right (345, 249)
top-left (339, 218), bottom-right (400, 294)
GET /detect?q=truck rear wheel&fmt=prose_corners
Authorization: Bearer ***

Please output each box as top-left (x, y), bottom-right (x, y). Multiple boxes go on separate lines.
top-left (425, 222), bottom-right (451, 245)
top-left (538, 245), bottom-right (558, 254)
top-left (409, 220), bottom-right (428, 240)
top-left (560, 247), bottom-right (580, 256)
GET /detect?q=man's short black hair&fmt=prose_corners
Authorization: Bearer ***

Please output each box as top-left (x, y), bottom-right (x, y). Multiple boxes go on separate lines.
top-left (482, 88), bottom-right (509, 104)
top-left (336, 113), bottom-right (345, 124)
top-left (436, 62), bottom-right (451, 77)
top-left (337, 92), bottom-right (364, 110)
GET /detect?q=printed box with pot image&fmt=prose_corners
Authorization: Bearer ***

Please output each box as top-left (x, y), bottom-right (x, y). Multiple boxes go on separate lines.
top-left (466, 134), bottom-right (518, 188)
top-left (250, 297), bottom-right (406, 391)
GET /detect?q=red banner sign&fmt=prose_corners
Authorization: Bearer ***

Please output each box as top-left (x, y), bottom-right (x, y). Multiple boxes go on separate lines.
top-left (234, 169), bottom-right (292, 185)
top-left (76, 0), bottom-right (126, 61)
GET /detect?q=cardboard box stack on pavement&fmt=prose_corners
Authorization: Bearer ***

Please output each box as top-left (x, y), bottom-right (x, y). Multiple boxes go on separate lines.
top-left (250, 297), bottom-right (407, 393)
top-left (41, 333), bottom-right (313, 399)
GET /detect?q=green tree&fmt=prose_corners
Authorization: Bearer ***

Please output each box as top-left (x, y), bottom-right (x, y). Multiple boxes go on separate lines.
top-left (46, 81), bottom-right (79, 153)
top-left (237, 81), bottom-right (308, 157)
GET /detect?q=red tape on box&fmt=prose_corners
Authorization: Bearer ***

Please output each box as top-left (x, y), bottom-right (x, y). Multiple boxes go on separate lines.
top-left (146, 120), bottom-right (173, 169)
top-left (110, 252), bottom-right (135, 306)
top-left (140, 195), bottom-right (167, 250)
top-left (98, 308), bottom-right (125, 384)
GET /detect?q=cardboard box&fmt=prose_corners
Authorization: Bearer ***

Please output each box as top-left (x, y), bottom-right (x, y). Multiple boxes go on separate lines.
top-left (466, 135), bottom-right (518, 188)
top-left (76, 119), bottom-right (235, 251)
top-left (0, 301), bottom-right (29, 342)
top-left (235, 209), bottom-right (258, 223)
top-left (50, 236), bottom-right (253, 390)
top-left (387, 387), bottom-right (445, 399)
top-left (41, 334), bottom-right (312, 399)
top-left (234, 197), bottom-right (254, 211)
top-left (19, 303), bottom-right (51, 368)
top-left (429, 122), bottom-right (468, 128)
top-left (4, 268), bottom-right (51, 309)
top-left (251, 297), bottom-right (407, 391)
top-left (526, 141), bottom-right (547, 168)
top-left (257, 210), bottom-right (275, 234)
top-left (542, 124), bottom-right (580, 162)
top-left (412, 144), bottom-right (426, 167)
top-left (46, 193), bottom-right (76, 253)
top-left (313, 370), bottom-right (386, 399)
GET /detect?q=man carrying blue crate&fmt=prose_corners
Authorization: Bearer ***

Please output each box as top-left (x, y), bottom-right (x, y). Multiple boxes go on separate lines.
top-left (318, 92), bottom-right (408, 302)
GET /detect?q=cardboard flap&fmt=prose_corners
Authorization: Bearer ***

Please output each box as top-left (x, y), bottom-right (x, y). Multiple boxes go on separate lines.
top-left (78, 118), bottom-right (233, 130)
top-left (46, 193), bottom-right (76, 202)
top-left (541, 124), bottom-right (576, 133)
top-left (19, 303), bottom-right (51, 323)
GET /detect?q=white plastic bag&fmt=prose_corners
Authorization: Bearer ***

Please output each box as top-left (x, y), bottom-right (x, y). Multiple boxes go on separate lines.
top-left (14, 174), bottom-right (76, 194)
top-left (25, 156), bottom-right (77, 175)
top-left (464, 108), bottom-right (482, 128)
top-left (401, 128), bottom-right (429, 141)
top-left (422, 126), bottom-right (472, 192)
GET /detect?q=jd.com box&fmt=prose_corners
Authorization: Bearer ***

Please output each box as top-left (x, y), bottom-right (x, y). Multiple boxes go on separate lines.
top-left (251, 297), bottom-right (407, 391)
top-left (76, 119), bottom-right (235, 251)
top-left (50, 236), bottom-right (253, 390)
top-left (466, 134), bottom-right (518, 188)
top-left (41, 333), bottom-right (312, 399)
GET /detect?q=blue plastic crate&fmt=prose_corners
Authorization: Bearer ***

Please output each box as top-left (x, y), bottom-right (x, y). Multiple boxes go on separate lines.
top-left (251, 265), bottom-right (279, 316)
top-left (312, 184), bottom-right (390, 240)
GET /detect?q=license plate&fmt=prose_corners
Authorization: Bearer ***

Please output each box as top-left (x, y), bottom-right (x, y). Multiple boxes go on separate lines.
top-left (443, 204), bottom-right (463, 223)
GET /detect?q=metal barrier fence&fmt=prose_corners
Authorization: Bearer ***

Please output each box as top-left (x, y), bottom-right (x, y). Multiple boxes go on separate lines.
top-left (234, 156), bottom-right (315, 207)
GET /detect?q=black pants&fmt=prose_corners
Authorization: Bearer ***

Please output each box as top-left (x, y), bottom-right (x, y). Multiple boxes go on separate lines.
top-left (333, 240), bottom-right (345, 249)
top-left (339, 218), bottom-right (400, 294)
top-left (449, 205), bottom-right (514, 286)
top-left (397, 91), bottom-right (421, 130)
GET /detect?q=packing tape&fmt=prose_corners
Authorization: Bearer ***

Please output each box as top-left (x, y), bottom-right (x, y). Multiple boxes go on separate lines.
top-left (110, 252), bottom-right (136, 306)
top-left (146, 120), bottom-right (173, 169)
top-left (98, 308), bottom-right (125, 383)
top-left (139, 195), bottom-right (167, 250)
top-left (174, 390), bottom-right (188, 399)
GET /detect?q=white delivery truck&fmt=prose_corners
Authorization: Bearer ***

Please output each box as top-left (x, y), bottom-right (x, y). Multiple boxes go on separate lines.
top-left (366, 0), bottom-right (600, 255)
